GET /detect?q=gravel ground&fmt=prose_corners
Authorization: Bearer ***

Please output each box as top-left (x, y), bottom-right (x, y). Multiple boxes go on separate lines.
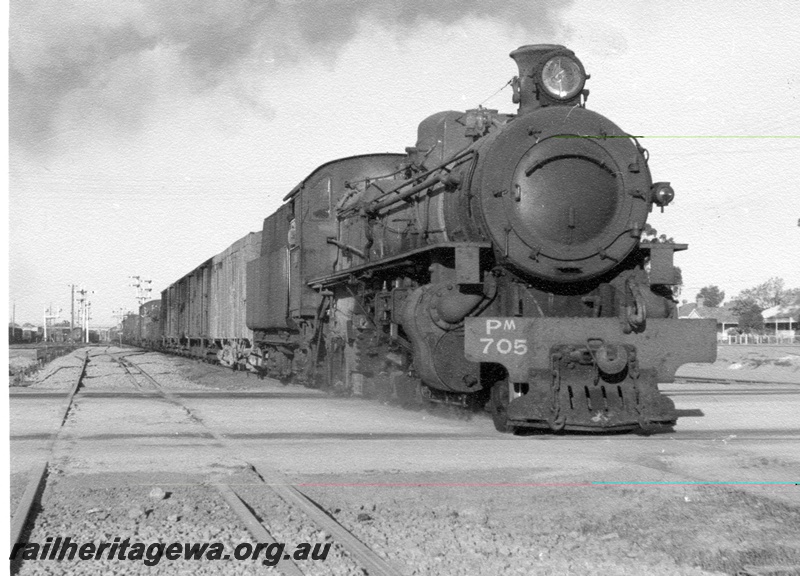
top-left (20, 347), bottom-right (221, 392)
top-left (25, 350), bottom-right (89, 390)
top-left (81, 350), bottom-right (209, 391)
top-left (160, 356), bottom-right (283, 392)
top-left (11, 346), bottom-right (800, 575)
top-left (125, 352), bottom-right (213, 390)
top-left (14, 473), bottom-right (270, 575)
top-left (80, 352), bottom-right (136, 389)
top-left (10, 346), bottom-right (81, 386)
top-left (295, 468), bottom-right (800, 576)
top-left (19, 465), bottom-right (800, 576)
top-left (14, 469), bottom-right (380, 576)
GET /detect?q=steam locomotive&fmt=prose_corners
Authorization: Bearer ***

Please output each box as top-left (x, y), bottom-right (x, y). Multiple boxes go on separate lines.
top-left (152, 45), bottom-right (717, 433)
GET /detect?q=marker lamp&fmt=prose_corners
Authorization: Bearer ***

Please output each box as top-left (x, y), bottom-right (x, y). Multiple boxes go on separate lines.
top-left (652, 182), bottom-right (675, 207)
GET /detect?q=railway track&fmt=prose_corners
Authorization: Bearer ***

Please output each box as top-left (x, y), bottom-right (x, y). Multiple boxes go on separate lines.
top-left (674, 376), bottom-right (800, 386)
top-left (11, 350), bottom-right (405, 576)
top-left (10, 351), bottom-right (89, 551)
top-left (115, 353), bottom-right (405, 574)
top-left (10, 347), bottom-right (800, 575)
top-left (11, 384), bottom-right (800, 400)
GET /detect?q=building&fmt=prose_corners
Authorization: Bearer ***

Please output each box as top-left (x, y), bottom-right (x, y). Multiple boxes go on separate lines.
top-left (759, 304), bottom-right (799, 339)
top-left (678, 297), bottom-right (739, 341)
top-left (680, 297), bottom-right (799, 344)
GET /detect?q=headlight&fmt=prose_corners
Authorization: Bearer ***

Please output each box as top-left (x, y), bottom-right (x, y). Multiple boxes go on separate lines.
top-left (541, 55), bottom-right (585, 100)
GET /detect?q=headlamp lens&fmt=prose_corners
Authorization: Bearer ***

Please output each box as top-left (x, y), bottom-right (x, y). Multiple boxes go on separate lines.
top-left (541, 56), bottom-right (584, 99)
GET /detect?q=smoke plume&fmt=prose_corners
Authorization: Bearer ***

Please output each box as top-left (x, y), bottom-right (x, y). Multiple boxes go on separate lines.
top-left (10, 0), bottom-right (571, 156)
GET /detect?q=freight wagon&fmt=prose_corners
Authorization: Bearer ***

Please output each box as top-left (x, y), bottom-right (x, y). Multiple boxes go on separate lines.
top-left (160, 231), bottom-right (262, 367)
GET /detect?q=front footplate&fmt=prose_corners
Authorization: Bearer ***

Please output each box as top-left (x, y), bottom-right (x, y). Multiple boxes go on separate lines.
top-left (465, 317), bottom-right (717, 431)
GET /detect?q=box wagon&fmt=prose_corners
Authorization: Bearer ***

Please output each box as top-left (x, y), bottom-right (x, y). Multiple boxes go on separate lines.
top-left (160, 231), bottom-right (262, 366)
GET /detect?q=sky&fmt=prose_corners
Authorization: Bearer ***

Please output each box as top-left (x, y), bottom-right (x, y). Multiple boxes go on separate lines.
top-left (6, 0), bottom-right (800, 327)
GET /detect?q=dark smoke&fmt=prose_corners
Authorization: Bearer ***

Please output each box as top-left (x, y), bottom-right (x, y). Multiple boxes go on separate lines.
top-left (10, 0), bottom-right (572, 157)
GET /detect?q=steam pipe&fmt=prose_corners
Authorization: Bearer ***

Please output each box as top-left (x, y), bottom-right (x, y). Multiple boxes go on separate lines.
top-left (326, 238), bottom-right (366, 259)
top-left (365, 150), bottom-right (473, 214)
top-left (367, 174), bottom-right (441, 214)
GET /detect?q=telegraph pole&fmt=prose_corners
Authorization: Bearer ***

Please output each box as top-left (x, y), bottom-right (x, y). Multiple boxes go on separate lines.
top-left (69, 284), bottom-right (76, 340)
top-left (76, 288), bottom-right (86, 342)
top-left (85, 301), bottom-right (92, 343)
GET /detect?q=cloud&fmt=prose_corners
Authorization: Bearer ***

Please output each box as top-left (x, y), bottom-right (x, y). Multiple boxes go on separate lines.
top-left (10, 0), bottom-right (572, 157)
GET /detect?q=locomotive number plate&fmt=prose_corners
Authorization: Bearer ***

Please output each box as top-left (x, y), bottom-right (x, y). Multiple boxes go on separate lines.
top-left (465, 316), bottom-right (718, 383)
top-left (464, 318), bottom-right (531, 380)
top-left (464, 317), bottom-right (532, 382)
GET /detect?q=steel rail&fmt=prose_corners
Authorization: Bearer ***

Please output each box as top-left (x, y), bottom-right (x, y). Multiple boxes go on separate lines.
top-left (673, 376), bottom-right (800, 385)
top-left (213, 483), bottom-right (305, 576)
top-left (10, 351), bottom-right (89, 551)
top-left (123, 355), bottom-right (405, 576)
top-left (13, 385), bottom-right (799, 400)
top-left (669, 390), bottom-right (800, 396)
top-left (115, 358), bottom-right (147, 390)
top-left (248, 464), bottom-right (405, 576)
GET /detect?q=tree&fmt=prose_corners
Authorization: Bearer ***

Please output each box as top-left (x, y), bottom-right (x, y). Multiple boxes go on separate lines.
top-left (641, 224), bottom-right (675, 244)
top-left (733, 298), bottom-right (764, 333)
top-left (697, 285), bottom-right (725, 308)
top-left (672, 266), bottom-right (683, 298)
top-left (737, 277), bottom-right (791, 309)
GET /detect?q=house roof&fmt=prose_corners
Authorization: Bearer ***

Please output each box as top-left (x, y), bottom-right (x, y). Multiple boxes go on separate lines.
top-left (679, 302), bottom-right (800, 323)
top-left (677, 303), bottom-right (738, 323)
top-left (760, 304), bottom-right (800, 321)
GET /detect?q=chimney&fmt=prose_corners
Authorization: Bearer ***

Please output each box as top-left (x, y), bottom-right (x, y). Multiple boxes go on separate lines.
top-left (696, 296), bottom-right (705, 308)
